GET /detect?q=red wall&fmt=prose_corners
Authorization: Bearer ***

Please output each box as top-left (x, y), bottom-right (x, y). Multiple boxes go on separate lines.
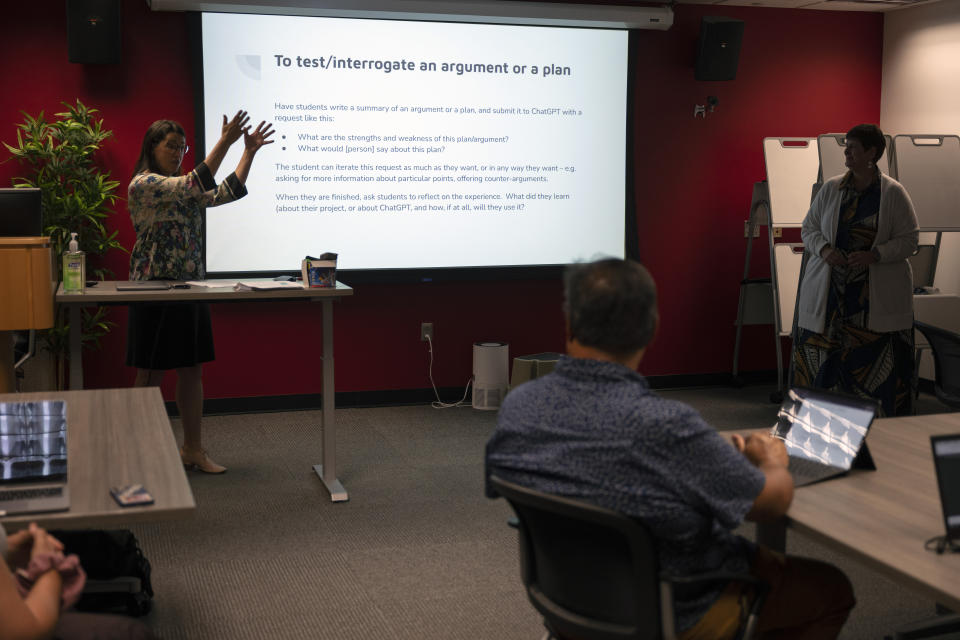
top-left (0, 2), bottom-right (882, 399)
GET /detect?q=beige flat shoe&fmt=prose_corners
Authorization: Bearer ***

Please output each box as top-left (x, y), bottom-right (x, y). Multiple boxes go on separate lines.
top-left (180, 447), bottom-right (227, 474)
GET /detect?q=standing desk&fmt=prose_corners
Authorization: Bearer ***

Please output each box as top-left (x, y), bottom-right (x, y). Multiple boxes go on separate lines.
top-left (55, 281), bottom-right (354, 502)
top-left (0, 387), bottom-right (195, 531)
top-left (758, 412), bottom-right (960, 611)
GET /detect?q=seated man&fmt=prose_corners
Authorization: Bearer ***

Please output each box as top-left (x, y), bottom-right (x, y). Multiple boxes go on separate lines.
top-left (485, 258), bottom-right (854, 640)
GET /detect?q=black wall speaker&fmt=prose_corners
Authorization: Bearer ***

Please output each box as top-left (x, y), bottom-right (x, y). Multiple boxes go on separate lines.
top-left (67, 0), bottom-right (121, 64)
top-left (694, 17), bottom-right (744, 81)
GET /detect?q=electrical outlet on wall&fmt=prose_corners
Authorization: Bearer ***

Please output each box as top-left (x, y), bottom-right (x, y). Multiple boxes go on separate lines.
top-left (421, 322), bottom-right (434, 342)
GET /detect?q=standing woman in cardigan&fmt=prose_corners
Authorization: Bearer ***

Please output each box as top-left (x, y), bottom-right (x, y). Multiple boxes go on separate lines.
top-left (793, 124), bottom-right (919, 416)
top-left (127, 111), bottom-right (274, 473)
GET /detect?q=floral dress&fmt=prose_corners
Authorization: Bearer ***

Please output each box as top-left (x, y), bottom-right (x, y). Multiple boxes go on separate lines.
top-left (129, 163), bottom-right (246, 280)
top-left (792, 172), bottom-right (914, 417)
top-left (125, 163), bottom-right (246, 370)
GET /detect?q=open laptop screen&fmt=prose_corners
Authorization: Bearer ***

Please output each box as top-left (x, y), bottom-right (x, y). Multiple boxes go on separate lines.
top-left (0, 401), bottom-right (67, 482)
top-left (773, 388), bottom-right (876, 470)
top-left (931, 434), bottom-right (960, 540)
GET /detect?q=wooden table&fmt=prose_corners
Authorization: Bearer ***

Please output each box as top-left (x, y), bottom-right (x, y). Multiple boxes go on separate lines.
top-left (0, 236), bottom-right (53, 393)
top-left (55, 280), bottom-right (354, 502)
top-left (0, 388), bottom-right (195, 531)
top-left (760, 412), bottom-right (960, 611)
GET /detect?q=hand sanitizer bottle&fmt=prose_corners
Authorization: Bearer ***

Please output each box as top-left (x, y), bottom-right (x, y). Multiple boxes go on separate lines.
top-left (62, 232), bottom-right (85, 294)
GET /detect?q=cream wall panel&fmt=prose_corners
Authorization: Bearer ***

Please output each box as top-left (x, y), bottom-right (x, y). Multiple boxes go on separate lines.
top-left (883, 0), bottom-right (960, 295)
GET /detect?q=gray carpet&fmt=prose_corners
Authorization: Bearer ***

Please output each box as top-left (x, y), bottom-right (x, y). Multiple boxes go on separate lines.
top-left (125, 387), bottom-right (957, 639)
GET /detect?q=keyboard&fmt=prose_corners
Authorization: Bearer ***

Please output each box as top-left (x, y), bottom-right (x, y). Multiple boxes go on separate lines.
top-left (116, 281), bottom-right (170, 291)
top-left (789, 456), bottom-right (841, 487)
top-left (0, 486), bottom-right (63, 501)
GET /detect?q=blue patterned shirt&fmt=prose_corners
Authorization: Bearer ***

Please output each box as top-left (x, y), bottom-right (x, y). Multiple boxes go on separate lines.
top-left (129, 163), bottom-right (247, 280)
top-left (485, 356), bottom-right (765, 632)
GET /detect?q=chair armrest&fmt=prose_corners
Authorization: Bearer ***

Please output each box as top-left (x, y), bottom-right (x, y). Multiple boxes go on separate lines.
top-left (663, 570), bottom-right (767, 591)
top-left (664, 569), bottom-right (769, 611)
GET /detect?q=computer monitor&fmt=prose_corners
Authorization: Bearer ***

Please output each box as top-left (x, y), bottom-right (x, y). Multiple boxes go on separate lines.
top-left (0, 188), bottom-right (43, 237)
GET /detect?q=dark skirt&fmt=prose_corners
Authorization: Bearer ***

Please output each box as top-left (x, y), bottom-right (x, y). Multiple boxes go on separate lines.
top-left (125, 302), bottom-right (215, 370)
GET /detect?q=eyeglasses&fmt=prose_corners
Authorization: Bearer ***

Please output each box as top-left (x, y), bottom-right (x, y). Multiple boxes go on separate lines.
top-left (164, 142), bottom-right (189, 155)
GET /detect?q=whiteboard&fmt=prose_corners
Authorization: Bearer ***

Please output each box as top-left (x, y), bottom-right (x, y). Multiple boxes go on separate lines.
top-left (763, 138), bottom-right (820, 227)
top-left (893, 135), bottom-right (960, 231)
top-left (773, 244), bottom-right (804, 337)
top-left (817, 134), bottom-right (892, 181)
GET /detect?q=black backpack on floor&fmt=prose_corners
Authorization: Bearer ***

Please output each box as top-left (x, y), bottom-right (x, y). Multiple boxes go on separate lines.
top-left (50, 529), bottom-right (154, 617)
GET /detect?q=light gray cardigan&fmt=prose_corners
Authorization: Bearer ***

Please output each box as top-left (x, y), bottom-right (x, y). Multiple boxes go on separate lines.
top-left (797, 172), bottom-right (919, 334)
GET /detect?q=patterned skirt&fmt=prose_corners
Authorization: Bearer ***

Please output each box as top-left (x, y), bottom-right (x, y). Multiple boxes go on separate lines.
top-left (792, 324), bottom-right (914, 417)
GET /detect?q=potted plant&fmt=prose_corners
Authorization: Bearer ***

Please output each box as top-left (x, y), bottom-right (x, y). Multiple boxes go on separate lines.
top-left (4, 99), bottom-right (125, 388)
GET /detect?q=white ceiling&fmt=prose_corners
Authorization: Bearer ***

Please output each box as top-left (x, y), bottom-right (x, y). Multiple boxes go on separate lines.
top-left (677, 0), bottom-right (942, 13)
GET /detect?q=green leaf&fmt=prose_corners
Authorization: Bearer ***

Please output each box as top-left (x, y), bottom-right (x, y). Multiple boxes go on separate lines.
top-left (5, 99), bottom-right (122, 360)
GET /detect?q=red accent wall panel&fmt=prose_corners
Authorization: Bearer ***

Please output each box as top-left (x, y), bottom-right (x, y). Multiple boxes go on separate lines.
top-left (0, 2), bottom-right (882, 398)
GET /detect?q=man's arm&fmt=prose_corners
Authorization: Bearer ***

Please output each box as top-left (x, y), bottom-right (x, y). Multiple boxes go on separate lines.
top-left (732, 433), bottom-right (794, 522)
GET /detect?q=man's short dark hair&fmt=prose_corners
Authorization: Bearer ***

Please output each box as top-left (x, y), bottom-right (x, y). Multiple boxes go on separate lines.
top-left (563, 258), bottom-right (658, 357)
top-left (846, 123), bottom-right (886, 162)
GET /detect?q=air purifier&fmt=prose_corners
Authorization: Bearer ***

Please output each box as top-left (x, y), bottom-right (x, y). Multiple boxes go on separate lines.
top-left (472, 341), bottom-right (509, 410)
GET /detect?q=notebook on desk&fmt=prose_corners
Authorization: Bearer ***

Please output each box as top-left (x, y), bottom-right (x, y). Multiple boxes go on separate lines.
top-left (0, 400), bottom-right (70, 516)
top-left (771, 387), bottom-right (878, 487)
top-left (115, 281), bottom-right (171, 291)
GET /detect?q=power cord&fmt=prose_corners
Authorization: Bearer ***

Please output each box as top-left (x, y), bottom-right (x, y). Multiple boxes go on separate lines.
top-left (924, 535), bottom-right (960, 554)
top-left (426, 334), bottom-right (473, 409)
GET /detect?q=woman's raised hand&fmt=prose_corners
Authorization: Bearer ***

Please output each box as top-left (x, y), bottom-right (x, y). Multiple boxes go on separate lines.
top-left (221, 110), bottom-right (251, 145)
top-left (244, 121), bottom-right (276, 153)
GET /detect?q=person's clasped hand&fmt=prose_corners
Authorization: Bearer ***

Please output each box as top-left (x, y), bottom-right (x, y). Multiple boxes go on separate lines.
top-left (820, 246), bottom-right (847, 267)
top-left (821, 245), bottom-right (878, 268)
top-left (846, 250), bottom-right (878, 267)
top-left (5, 527), bottom-right (42, 571)
top-left (12, 522), bottom-right (86, 610)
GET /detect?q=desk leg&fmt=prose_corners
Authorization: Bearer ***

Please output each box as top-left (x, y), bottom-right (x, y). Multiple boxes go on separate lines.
top-left (756, 519), bottom-right (787, 552)
top-left (313, 298), bottom-right (348, 502)
top-left (0, 331), bottom-right (15, 393)
top-left (68, 305), bottom-right (83, 390)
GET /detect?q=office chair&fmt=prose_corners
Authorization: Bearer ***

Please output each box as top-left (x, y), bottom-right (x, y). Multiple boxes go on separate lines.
top-left (489, 475), bottom-right (769, 640)
top-left (914, 321), bottom-right (960, 410)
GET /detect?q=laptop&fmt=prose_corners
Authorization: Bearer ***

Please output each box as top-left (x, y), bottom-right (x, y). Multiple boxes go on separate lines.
top-left (771, 387), bottom-right (878, 487)
top-left (0, 400), bottom-right (70, 516)
top-left (115, 281), bottom-right (171, 291)
top-left (931, 434), bottom-right (960, 545)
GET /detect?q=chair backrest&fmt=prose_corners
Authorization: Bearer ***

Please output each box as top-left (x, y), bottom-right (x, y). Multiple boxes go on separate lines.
top-left (489, 475), bottom-right (663, 640)
top-left (915, 321), bottom-right (960, 406)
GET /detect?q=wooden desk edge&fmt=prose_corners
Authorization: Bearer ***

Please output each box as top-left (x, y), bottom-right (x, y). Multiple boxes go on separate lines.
top-left (56, 280), bottom-right (353, 304)
top-left (2, 504), bottom-right (196, 532)
top-left (786, 518), bottom-right (960, 612)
